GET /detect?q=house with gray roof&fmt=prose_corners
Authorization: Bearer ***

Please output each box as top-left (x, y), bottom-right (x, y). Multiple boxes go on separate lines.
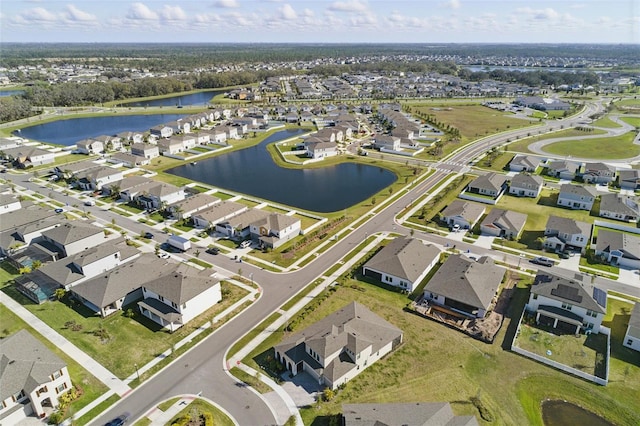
top-left (623, 303), bottom-right (640, 352)
top-left (76, 138), bottom-right (104, 155)
top-left (423, 254), bottom-right (504, 319)
top-left (547, 160), bottom-right (580, 180)
top-left (76, 166), bottom-right (123, 191)
top-left (594, 229), bottom-right (640, 269)
top-left (480, 208), bottom-right (527, 239)
top-left (250, 213), bottom-right (301, 249)
top-left (1, 146), bottom-right (55, 168)
top-left (192, 201), bottom-right (248, 229)
top-left (167, 193), bottom-right (221, 220)
top-left (215, 208), bottom-right (270, 239)
top-left (543, 215), bottom-right (591, 253)
top-left (527, 272), bottom-right (606, 334)
top-left (0, 194), bottom-right (21, 215)
top-left (618, 169), bottom-right (640, 190)
top-left (509, 173), bottom-right (544, 198)
top-left (509, 154), bottom-right (541, 173)
top-left (108, 152), bottom-right (149, 168)
top-left (581, 162), bottom-right (617, 184)
top-left (557, 184), bottom-right (598, 211)
top-left (130, 143), bottom-right (159, 160)
top-left (466, 172), bottom-right (507, 199)
top-left (362, 237), bottom-right (441, 292)
top-left (342, 402), bottom-right (478, 426)
top-left (305, 139), bottom-right (338, 159)
top-left (274, 302), bottom-right (403, 390)
top-left (441, 200), bottom-right (485, 231)
top-left (0, 330), bottom-right (72, 422)
top-left (0, 207), bottom-right (59, 256)
top-left (40, 222), bottom-right (105, 257)
top-left (598, 193), bottom-right (640, 222)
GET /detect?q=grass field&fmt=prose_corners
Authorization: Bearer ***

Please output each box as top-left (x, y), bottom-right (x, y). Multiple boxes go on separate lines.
top-left (620, 116), bottom-right (640, 128)
top-left (243, 269), bottom-right (639, 426)
top-left (506, 128), bottom-right (607, 154)
top-left (542, 131), bottom-right (640, 159)
top-left (165, 398), bottom-right (235, 426)
top-left (1, 281), bottom-right (248, 379)
top-left (592, 116), bottom-right (624, 128)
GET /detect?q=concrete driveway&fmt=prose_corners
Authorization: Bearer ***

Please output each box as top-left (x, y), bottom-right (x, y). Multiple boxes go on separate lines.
top-left (279, 371), bottom-right (321, 408)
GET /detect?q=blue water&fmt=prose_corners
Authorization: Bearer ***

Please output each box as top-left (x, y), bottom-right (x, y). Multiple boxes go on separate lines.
top-left (167, 129), bottom-right (396, 212)
top-left (15, 114), bottom-right (187, 146)
top-left (0, 90), bottom-right (24, 97)
top-left (120, 90), bottom-right (225, 107)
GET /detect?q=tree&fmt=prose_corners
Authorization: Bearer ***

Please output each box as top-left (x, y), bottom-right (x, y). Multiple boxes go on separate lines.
top-left (371, 197), bottom-right (376, 205)
top-left (54, 288), bottom-right (66, 301)
top-left (194, 250), bottom-right (201, 258)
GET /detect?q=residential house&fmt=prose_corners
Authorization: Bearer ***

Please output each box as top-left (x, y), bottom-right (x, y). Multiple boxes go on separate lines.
top-left (441, 200), bottom-right (485, 230)
top-left (581, 162), bottom-right (617, 184)
top-left (167, 193), bottom-right (221, 220)
top-left (594, 229), bottom-right (640, 269)
top-left (116, 131), bottom-right (144, 145)
top-left (138, 265), bottom-right (221, 332)
top-left (509, 154), bottom-right (541, 172)
top-left (215, 209), bottom-right (270, 239)
top-left (40, 222), bottom-right (106, 257)
top-left (76, 139), bottom-right (104, 155)
top-left (54, 160), bottom-right (98, 179)
top-left (598, 193), bottom-right (640, 222)
top-left (192, 201), bottom-right (248, 229)
top-left (195, 132), bottom-right (211, 145)
top-left (623, 303), bottom-right (640, 352)
top-left (1, 147), bottom-right (55, 168)
top-left (135, 182), bottom-right (186, 210)
top-left (274, 302), bottom-right (403, 390)
top-left (618, 169), bottom-right (640, 190)
top-left (250, 213), bottom-right (302, 249)
top-left (0, 194), bottom-right (21, 215)
top-left (0, 330), bottom-right (73, 422)
top-left (150, 124), bottom-right (173, 139)
top-left (305, 139), bottom-right (338, 159)
top-left (509, 173), bottom-right (544, 198)
top-left (466, 172), bottom-right (507, 198)
top-left (527, 272), bottom-right (606, 334)
top-left (543, 215), bottom-right (591, 253)
top-left (480, 208), bottom-right (527, 239)
top-left (108, 152), bottom-right (149, 168)
top-left (130, 143), bottom-right (159, 159)
top-left (157, 138), bottom-right (185, 155)
top-left (342, 403), bottom-right (478, 426)
top-left (210, 129), bottom-right (227, 144)
top-left (547, 160), bottom-right (580, 180)
top-left (423, 255), bottom-right (504, 318)
top-left (93, 135), bottom-right (122, 151)
top-left (218, 125), bottom-right (239, 140)
top-left (557, 184), bottom-right (598, 211)
top-left (0, 207), bottom-right (59, 256)
top-left (362, 237), bottom-right (441, 292)
top-left (76, 166), bottom-right (123, 191)
top-left (373, 135), bottom-right (401, 151)
top-left (110, 176), bottom-right (154, 201)
top-left (166, 120), bottom-right (190, 134)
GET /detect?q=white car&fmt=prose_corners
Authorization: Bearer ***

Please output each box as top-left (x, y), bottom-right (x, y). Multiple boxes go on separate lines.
top-left (157, 252), bottom-right (170, 259)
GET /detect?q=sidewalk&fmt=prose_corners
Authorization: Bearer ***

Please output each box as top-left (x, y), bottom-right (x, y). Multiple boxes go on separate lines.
top-left (0, 293), bottom-right (131, 396)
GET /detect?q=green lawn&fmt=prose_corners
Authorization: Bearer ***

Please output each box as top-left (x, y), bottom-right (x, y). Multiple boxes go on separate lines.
top-left (620, 116), bottom-right (640, 128)
top-left (165, 398), bottom-right (235, 426)
top-left (0, 305), bottom-right (109, 421)
top-left (592, 116), bottom-right (624, 128)
top-left (406, 174), bottom-right (475, 227)
top-left (543, 131), bottom-right (640, 159)
top-left (506, 128), bottom-right (607, 154)
top-left (1, 281), bottom-right (248, 379)
top-left (244, 270), bottom-right (639, 426)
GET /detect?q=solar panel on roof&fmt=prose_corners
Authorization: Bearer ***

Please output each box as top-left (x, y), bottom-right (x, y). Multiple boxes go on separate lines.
top-left (593, 287), bottom-right (607, 308)
top-left (551, 283), bottom-right (583, 303)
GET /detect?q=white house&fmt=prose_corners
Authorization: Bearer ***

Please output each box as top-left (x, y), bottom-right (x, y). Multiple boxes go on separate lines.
top-left (557, 184), bottom-right (598, 211)
top-left (441, 200), bottom-right (485, 230)
top-left (543, 215), bottom-right (591, 253)
top-left (0, 330), bottom-right (73, 422)
top-left (305, 138), bottom-right (338, 159)
top-left (40, 222), bottom-right (106, 257)
top-left (362, 237), bottom-right (441, 292)
top-left (527, 272), bottom-right (606, 334)
top-left (274, 302), bottom-right (403, 390)
top-left (131, 143), bottom-right (160, 159)
top-left (623, 303), bottom-right (640, 352)
top-left (594, 229), bottom-right (640, 269)
top-left (509, 154), bottom-right (541, 172)
top-left (250, 213), bottom-right (302, 249)
top-left (0, 194), bottom-right (21, 215)
top-left (76, 166), bottom-right (123, 191)
top-left (76, 139), bottom-right (104, 155)
top-left (192, 201), bottom-right (248, 229)
top-left (598, 193), bottom-right (640, 222)
top-left (509, 173), bottom-right (544, 198)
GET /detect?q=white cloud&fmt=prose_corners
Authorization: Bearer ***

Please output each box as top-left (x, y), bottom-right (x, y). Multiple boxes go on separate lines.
top-left (516, 7), bottom-right (560, 21)
top-left (214, 0), bottom-right (240, 8)
top-left (442, 0), bottom-right (461, 10)
top-left (160, 5), bottom-right (187, 21)
top-left (15, 7), bottom-right (58, 22)
top-left (328, 0), bottom-right (369, 13)
top-left (301, 8), bottom-right (314, 18)
top-left (280, 4), bottom-right (297, 20)
top-left (64, 5), bottom-right (97, 22)
top-left (127, 3), bottom-right (158, 20)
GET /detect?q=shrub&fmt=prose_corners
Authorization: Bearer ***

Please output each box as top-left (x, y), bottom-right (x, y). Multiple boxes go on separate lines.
top-left (171, 415), bottom-right (191, 426)
top-left (48, 411), bottom-right (64, 424)
top-left (203, 412), bottom-right (214, 426)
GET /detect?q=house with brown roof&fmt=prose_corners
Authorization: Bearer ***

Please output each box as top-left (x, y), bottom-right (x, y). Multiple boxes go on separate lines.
top-left (423, 254), bottom-right (503, 319)
top-left (362, 237), bottom-right (440, 292)
top-left (274, 302), bottom-right (403, 390)
top-left (441, 200), bottom-right (485, 231)
top-left (0, 330), bottom-right (73, 422)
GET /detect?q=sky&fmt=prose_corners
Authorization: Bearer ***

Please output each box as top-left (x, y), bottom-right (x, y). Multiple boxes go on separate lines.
top-left (1, 0), bottom-right (639, 44)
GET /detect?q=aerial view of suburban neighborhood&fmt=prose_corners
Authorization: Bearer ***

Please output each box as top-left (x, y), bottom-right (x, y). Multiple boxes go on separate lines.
top-left (0, 1), bottom-right (639, 426)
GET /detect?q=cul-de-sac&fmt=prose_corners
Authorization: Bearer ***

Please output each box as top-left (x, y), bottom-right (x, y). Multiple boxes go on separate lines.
top-left (1, 7), bottom-right (639, 426)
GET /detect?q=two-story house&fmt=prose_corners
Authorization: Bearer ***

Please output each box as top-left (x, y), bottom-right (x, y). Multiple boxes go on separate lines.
top-left (76, 139), bottom-right (104, 155)
top-left (543, 215), bottom-right (591, 253)
top-left (130, 143), bottom-right (160, 160)
top-left (362, 237), bottom-right (441, 292)
top-left (466, 172), bottom-right (507, 199)
top-left (527, 272), bottom-right (606, 334)
top-left (40, 222), bottom-right (106, 257)
top-left (250, 213), bottom-right (302, 249)
top-left (594, 229), bottom-right (640, 269)
top-left (557, 184), bottom-right (598, 211)
top-left (598, 193), bottom-right (640, 222)
top-left (274, 302), bottom-right (403, 390)
top-left (509, 173), bottom-right (544, 198)
top-left (581, 162), bottom-right (617, 184)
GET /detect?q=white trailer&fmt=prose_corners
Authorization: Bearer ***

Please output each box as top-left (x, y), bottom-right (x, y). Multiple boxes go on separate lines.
top-left (167, 235), bottom-right (191, 251)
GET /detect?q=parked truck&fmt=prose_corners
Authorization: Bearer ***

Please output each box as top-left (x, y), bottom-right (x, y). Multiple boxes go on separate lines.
top-left (166, 235), bottom-right (191, 252)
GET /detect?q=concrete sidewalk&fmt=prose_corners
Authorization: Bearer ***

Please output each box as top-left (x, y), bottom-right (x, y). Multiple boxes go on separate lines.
top-left (0, 293), bottom-right (131, 396)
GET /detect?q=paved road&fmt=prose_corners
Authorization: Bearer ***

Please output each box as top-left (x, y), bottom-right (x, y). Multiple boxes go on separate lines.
top-left (10, 99), bottom-right (634, 425)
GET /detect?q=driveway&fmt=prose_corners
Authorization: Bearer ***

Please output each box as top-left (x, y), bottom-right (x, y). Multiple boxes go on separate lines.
top-left (279, 371), bottom-right (321, 408)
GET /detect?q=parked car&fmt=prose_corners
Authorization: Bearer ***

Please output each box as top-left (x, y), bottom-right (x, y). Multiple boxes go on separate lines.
top-left (531, 256), bottom-right (554, 267)
top-left (84, 200), bottom-right (95, 206)
top-left (557, 251), bottom-right (570, 259)
top-left (239, 240), bottom-right (252, 249)
top-left (206, 247), bottom-right (220, 255)
top-left (144, 232), bottom-right (154, 239)
top-left (104, 414), bottom-right (129, 426)
top-left (54, 208), bottom-right (64, 214)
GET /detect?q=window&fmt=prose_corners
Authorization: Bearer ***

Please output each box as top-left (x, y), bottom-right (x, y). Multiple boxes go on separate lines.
top-left (561, 302), bottom-right (573, 310)
top-left (159, 295), bottom-right (164, 302)
top-left (532, 294), bottom-right (538, 300)
top-left (586, 310), bottom-right (598, 318)
top-left (628, 339), bottom-right (634, 345)
top-left (52, 370), bottom-right (62, 380)
top-left (13, 390), bottom-right (26, 401)
top-left (55, 383), bottom-right (67, 394)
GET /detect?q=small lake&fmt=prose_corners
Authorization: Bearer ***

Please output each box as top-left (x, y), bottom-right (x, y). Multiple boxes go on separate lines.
top-left (120, 90), bottom-right (225, 107)
top-left (15, 114), bottom-right (187, 146)
top-left (167, 129), bottom-right (396, 213)
top-left (542, 400), bottom-right (613, 426)
top-left (0, 90), bottom-right (24, 97)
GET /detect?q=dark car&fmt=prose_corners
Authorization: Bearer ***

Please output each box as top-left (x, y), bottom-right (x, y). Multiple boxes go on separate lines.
top-left (54, 208), bottom-right (64, 214)
top-left (104, 415), bottom-right (128, 426)
top-left (144, 232), bottom-right (154, 239)
top-left (557, 251), bottom-right (570, 259)
top-left (206, 247), bottom-right (220, 255)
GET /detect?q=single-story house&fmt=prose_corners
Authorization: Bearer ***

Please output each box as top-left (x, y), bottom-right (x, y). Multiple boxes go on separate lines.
top-left (480, 208), bottom-right (527, 239)
top-left (594, 229), bottom-right (640, 269)
top-left (274, 302), bottom-right (403, 390)
top-left (0, 330), bottom-right (73, 422)
top-left (557, 184), bottom-right (598, 211)
top-left (423, 254), bottom-right (504, 319)
top-left (215, 208), bottom-right (270, 239)
top-left (509, 154), bottom-right (541, 172)
top-left (1, 147), bottom-right (55, 168)
top-left (598, 193), bottom-right (640, 222)
top-left (509, 173), bottom-right (544, 198)
top-left (623, 303), bottom-right (640, 352)
top-left (547, 160), bottom-right (581, 180)
top-left (441, 200), bottom-right (486, 230)
top-left (0, 194), bottom-right (21, 215)
top-left (362, 237), bottom-right (441, 292)
top-left (108, 152), bottom-right (149, 168)
top-left (466, 172), bottom-right (507, 198)
top-left (618, 169), bottom-right (640, 190)
top-left (527, 272), bottom-right (606, 334)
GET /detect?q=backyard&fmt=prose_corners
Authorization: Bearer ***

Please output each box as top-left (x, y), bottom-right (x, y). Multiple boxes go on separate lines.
top-left (240, 266), bottom-right (640, 426)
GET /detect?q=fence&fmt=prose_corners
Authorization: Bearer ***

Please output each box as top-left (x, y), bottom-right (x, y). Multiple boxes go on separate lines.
top-left (594, 220), bottom-right (640, 235)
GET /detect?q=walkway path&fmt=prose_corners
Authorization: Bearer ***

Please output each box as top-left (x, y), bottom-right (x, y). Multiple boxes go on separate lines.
top-left (0, 293), bottom-right (131, 396)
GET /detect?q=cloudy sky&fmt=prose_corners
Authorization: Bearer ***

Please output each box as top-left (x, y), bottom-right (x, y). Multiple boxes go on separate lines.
top-left (1, 0), bottom-right (638, 44)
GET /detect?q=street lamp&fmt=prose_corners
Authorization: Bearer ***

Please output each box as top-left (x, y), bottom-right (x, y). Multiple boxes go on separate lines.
top-left (134, 363), bottom-right (140, 381)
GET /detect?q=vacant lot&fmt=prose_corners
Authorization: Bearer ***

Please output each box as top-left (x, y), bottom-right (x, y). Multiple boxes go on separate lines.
top-left (506, 128), bottom-right (607, 154)
top-left (543, 131), bottom-right (640, 159)
top-left (244, 270), bottom-right (639, 426)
